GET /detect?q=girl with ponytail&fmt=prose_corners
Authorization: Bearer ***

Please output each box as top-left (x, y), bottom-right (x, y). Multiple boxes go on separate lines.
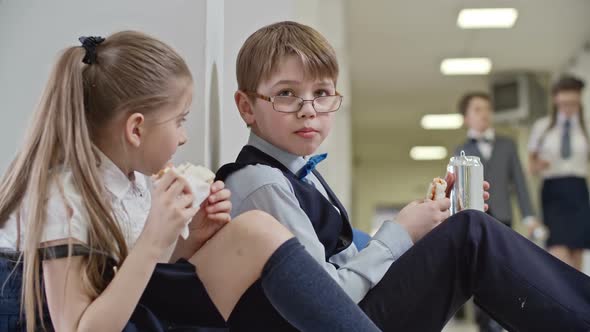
top-left (0, 31), bottom-right (380, 332)
top-left (528, 75), bottom-right (590, 271)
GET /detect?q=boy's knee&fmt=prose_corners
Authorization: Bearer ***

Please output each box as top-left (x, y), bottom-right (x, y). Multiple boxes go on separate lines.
top-left (446, 209), bottom-right (492, 233)
top-left (453, 209), bottom-right (488, 222)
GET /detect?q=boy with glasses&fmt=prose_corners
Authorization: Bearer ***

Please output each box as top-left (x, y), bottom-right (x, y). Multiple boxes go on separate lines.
top-left (216, 21), bottom-right (590, 331)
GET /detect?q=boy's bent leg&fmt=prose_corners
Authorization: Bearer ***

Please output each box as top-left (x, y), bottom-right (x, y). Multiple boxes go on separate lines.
top-left (359, 210), bottom-right (590, 332)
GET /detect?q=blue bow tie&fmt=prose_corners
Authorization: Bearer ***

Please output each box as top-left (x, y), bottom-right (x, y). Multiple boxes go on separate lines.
top-left (297, 153), bottom-right (328, 179)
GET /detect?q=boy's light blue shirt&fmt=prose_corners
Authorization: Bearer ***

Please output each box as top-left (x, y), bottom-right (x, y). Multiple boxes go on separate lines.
top-left (224, 132), bottom-right (414, 303)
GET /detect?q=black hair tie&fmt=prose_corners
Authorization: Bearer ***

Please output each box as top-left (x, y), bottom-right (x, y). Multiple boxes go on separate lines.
top-left (79, 36), bottom-right (105, 65)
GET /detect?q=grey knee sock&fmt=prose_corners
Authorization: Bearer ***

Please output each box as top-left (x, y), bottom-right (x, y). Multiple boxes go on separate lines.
top-left (260, 238), bottom-right (380, 331)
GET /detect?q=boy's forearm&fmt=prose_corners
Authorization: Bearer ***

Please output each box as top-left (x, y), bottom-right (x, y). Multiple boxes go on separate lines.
top-left (77, 238), bottom-right (160, 331)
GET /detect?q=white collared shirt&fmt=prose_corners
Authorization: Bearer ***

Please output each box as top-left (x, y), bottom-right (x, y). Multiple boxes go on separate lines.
top-left (248, 133), bottom-right (334, 204)
top-left (224, 132), bottom-right (414, 303)
top-left (468, 128), bottom-right (495, 160)
top-left (0, 152), bottom-right (152, 250)
top-left (528, 113), bottom-right (589, 179)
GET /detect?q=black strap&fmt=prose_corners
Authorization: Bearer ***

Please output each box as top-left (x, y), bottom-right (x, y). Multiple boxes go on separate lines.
top-left (39, 244), bottom-right (96, 260)
top-left (0, 244), bottom-right (110, 261)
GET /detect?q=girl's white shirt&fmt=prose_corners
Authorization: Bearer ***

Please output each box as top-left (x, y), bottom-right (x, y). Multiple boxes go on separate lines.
top-left (528, 112), bottom-right (589, 179)
top-left (0, 152), bottom-right (162, 257)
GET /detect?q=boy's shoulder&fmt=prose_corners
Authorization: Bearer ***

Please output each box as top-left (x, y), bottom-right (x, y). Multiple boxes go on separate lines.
top-left (224, 163), bottom-right (293, 199)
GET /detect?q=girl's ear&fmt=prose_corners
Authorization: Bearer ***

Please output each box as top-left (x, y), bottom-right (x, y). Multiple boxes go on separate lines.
top-left (125, 113), bottom-right (145, 148)
top-left (235, 91), bottom-right (256, 127)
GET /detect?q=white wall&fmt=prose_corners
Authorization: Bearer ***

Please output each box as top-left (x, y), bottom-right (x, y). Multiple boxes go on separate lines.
top-left (0, 0), bottom-right (353, 208)
top-left (0, 0), bottom-right (208, 170)
top-left (564, 43), bottom-right (590, 120)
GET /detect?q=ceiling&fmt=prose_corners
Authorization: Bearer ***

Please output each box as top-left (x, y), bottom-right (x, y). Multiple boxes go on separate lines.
top-left (345, 0), bottom-right (590, 165)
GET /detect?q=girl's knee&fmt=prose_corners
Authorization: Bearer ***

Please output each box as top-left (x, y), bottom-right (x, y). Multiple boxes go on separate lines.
top-left (229, 210), bottom-right (294, 246)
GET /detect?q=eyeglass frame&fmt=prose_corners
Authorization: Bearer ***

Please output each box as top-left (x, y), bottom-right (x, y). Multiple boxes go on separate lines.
top-left (245, 91), bottom-right (343, 113)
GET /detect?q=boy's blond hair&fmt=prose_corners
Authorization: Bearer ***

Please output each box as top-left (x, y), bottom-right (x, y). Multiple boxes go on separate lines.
top-left (236, 21), bottom-right (339, 92)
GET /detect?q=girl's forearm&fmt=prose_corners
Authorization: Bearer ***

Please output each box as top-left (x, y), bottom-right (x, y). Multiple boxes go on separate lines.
top-left (76, 238), bottom-right (161, 331)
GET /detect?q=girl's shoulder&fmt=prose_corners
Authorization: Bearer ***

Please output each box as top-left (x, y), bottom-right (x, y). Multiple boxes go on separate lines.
top-left (530, 116), bottom-right (553, 139)
top-left (42, 167), bottom-right (90, 243)
top-left (533, 116), bottom-right (551, 130)
top-left (48, 166), bottom-right (85, 209)
top-left (16, 166), bottom-right (83, 218)
top-left (0, 166), bottom-right (89, 249)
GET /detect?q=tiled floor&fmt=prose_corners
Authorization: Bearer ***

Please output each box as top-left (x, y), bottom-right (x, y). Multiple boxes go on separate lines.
top-left (442, 320), bottom-right (477, 332)
top-left (443, 320), bottom-right (509, 332)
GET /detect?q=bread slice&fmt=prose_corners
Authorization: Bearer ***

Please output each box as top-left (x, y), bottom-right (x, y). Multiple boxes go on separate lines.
top-left (154, 163), bottom-right (215, 239)
top-left (175, 163), bottom-right (215, 184)
top-left (426, 177), bottom-right (447, 200)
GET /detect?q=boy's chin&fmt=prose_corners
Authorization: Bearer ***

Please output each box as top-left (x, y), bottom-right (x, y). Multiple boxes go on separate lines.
top-left (286, 144), bottom-right (320, 157)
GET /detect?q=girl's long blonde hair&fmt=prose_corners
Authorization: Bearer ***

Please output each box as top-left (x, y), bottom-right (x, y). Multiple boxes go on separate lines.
top-left (0, 31), bottom-right (192, 331)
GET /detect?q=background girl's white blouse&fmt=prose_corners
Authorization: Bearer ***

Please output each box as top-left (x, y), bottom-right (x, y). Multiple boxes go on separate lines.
top-left (528, 114), bottom-right (589, 179)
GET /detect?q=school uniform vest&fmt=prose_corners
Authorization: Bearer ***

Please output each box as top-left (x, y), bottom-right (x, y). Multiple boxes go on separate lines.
top-left (215, 145), bottom-right (353, 331)
top-left (216, 145), bottom-right (353, 261)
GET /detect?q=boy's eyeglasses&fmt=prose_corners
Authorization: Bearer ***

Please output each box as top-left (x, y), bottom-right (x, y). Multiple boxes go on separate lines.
top-left (246, 92), bottom-right (343, 113)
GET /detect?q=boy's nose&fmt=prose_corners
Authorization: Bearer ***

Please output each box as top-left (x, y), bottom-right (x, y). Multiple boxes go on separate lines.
top-left (297, 100), bottom-right (317, 118)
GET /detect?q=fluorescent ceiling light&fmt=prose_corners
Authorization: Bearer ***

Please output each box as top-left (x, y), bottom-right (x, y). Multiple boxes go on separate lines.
top-left (410, 146), bottom-right (448, 161)
top-left (457, 8), bottom-right (518, 29)
top-left (440, 58), bottom-right (491, 75)
top-left (421, 114), bottom-right (464, 130)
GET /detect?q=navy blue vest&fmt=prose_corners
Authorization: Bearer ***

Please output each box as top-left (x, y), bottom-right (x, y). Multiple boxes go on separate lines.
top-left (216, 145), bottom-right (353, 260)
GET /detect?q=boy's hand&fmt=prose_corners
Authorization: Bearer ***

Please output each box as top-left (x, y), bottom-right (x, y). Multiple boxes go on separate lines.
top-left (395, 198), bottom-right (451, 243)
top-left (189, 181), bottom-right (232, 251)
top-left (444, 172), bottom-right (490, 211)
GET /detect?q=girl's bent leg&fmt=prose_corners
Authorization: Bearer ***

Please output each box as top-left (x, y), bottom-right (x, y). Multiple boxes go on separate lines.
top-left (191, 210), bottom-right (379, 332)
top-left (189, 210), bottom-right (293, 319)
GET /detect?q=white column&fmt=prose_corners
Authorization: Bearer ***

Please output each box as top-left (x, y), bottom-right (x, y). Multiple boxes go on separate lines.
top-left (0, 0), bottom-right (209, 171)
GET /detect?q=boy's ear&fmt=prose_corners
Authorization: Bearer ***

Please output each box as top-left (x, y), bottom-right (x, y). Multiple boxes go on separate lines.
top-left (235, 90), bottom-right (256, 127)
top-left (125, 113), bottom-right (145, 148)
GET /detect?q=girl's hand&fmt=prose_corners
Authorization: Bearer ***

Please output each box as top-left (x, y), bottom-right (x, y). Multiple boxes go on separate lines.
top-left (530, 158), bottom-right (550, 175)
top-left (143, 170), bottom-right (199, 252)
top-left (189, 180), bottom-right (232, 251)
top-left (444, 172), bottom-right (491, 212)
